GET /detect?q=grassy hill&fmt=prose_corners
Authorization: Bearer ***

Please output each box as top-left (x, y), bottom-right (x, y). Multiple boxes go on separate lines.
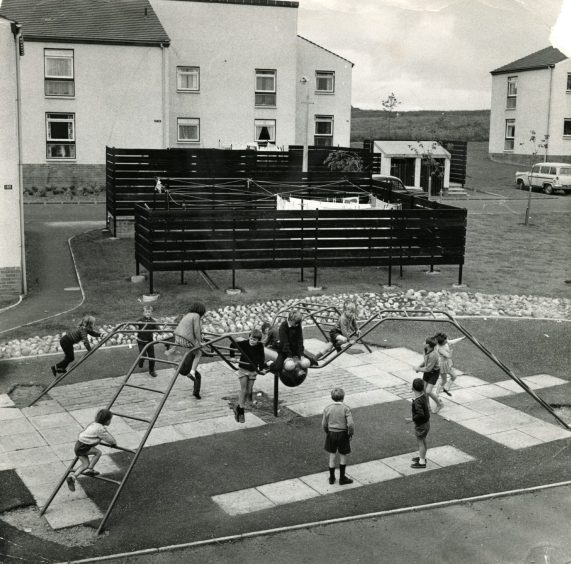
top-left (351, 108), bottom-right (490, 143)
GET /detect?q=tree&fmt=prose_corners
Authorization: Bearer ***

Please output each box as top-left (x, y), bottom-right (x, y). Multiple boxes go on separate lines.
top-left (408, 141), bottom-right (444, 198)
top-left (521, 130), bottom-right (549, 226)
top-left (381, 92), bottom-right (401, 139)
top-left (323, 150), bottom-right (364, 173)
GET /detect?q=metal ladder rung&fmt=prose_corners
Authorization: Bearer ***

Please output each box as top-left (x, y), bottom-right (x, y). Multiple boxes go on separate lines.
top-left (138, 355), bottom-right (157, 361)
top-left (152, 358), bottom-right (181, 366)
top-left (87, 474), bottom-right (122, 486)
top-left (111, 411), bottom-right (151, 424)
top-left (124, 383), bottom-right (167, 394)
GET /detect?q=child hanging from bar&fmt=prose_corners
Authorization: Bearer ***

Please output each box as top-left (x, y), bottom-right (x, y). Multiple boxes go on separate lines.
top-left (315, 299), bottom-right (361, 361)
top-left (232, 328), bottom-right (268, 423)
top-left (51, 315), bottom-right (103, 377)
top-left (67, 408), bottom-right (117, 491)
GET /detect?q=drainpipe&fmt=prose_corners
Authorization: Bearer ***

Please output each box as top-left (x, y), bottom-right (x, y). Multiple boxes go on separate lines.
top-left (545, 64), bottom-right (554, 161)
top-left (12, 23), bottom-right (27, 295)
top-left (161, 43), bottom-right (169, 148)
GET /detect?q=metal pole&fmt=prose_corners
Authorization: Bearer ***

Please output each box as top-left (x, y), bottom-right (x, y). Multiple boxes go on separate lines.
top-left (273, 372), bottom-right (279, 417)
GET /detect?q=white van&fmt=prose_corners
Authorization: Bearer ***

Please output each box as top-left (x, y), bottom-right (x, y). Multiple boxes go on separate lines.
top-left (515, 162), bottom-right (571, 194)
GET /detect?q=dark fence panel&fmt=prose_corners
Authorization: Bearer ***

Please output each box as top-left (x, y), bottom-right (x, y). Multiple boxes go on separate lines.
top-left (441, 140), bottom-right (468, 186)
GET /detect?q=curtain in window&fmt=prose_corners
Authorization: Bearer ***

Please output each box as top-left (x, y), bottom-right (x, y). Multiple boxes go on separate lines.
top-left (46, 57), bottom-right (72, 77)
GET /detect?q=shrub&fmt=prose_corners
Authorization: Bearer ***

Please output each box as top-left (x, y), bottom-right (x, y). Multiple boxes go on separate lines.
top-left (37, 187), bottom-right (47, 197)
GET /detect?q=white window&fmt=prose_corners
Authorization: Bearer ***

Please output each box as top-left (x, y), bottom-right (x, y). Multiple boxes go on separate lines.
top-left (46, 113), bottom-right (75, 159)
top-left (504, 119), bottom-right (515, 151)
top-left (45, 49), bottom-right (74, 96)
top-left (316, 71), bottom-right (335, 93)
top-left (255, 69), bottom-right (276, 106)
top-left (564, 118), bottom-right (571, 137)
top-left (314, 115), bottom-right (333, 146)
top-left (255, 119), bottom-right (276, 145)
top-left (506, 76), bottom-right (517, 109)
top-left (177, 66), bottom-right (199, 91)
top-left (177, 118), bottom-right (200, 142)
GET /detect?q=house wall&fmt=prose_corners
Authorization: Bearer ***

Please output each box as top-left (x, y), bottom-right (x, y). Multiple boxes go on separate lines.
top-left (19, 41), bottom-right (164, 188)
top-left (0, 19), bottom-right (23, 296)
top-left (489, 61), bottom-right (571, 163)
top-left (151, 0), bottom-right (298, 148)
top-left (295, 37), bottom-right (352, 147)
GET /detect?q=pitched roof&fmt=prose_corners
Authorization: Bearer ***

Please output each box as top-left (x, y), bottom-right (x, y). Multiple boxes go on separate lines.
top-left (491, 46), bottom-right (568, 75)
top-left (0, 0), bottom-right (170, 46)
top-left (164, 0), bottom-right (298, 7)
top-left (298, 35), bottom-right (354, 67)
top-left (373, 140), bottom-right (451, 158)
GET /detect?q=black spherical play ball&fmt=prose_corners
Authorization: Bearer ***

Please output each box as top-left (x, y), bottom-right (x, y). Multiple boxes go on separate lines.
top-left (279, 367), bottom-right (307, 387)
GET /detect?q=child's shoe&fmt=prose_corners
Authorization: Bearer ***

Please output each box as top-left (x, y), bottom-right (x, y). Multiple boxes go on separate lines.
top-left (328, 476), bottom-right (335, 485)
top-left (51, 366), bottom-right (57, 378)
top-left (411, 456), bottom-right (420, 463)
top-left (339, 476), bottom-right (353, 485)
top-left (238, 407), bottom-right (245, 424)
top-left (83, 468), bottom-right (100, 477)
top-left (66, 475), bottom-right (76, 491)
top-left (233, 405), bottom-right (240, 422)
top-left (410, 461), bottom-right (427, 469)
top-left (149, 371), bottom-right (157, 378)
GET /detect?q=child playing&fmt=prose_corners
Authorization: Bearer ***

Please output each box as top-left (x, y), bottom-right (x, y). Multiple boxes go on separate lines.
top-left (67, 408), bottom-right (117, 491)
top-left (167, 302), bottom-right (206, 399)
top-left (406, 377), bottom-right (430, 469)
top-left (315, 300), bottom-right (361, 360)
top-left (415, 337), bottom-right (444, 414)
top-left (435, 333), bottom-right (465, 396)
top-left (135, 305), bottom-right (160, 378)
top-left (271, 310), bottom-right (311, 376)
top-left (233, 328), bottom-right (268, 423)
top-left (322, 387), bottom-right (355, 485)
top-left (51, 315), bottom-right (102, 377)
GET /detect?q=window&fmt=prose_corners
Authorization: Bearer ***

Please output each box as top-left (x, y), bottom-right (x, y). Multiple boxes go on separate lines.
top-left (506, 76), bottom-right (517, 109)
top-left (255, 119), bottom-right (276, 145)
top-left (504, 119), bottom-right (515, 151)
top-left (177, 118), bottom-right (200, 142)
top-left (46, 113), bottom-right (75, 159)
top-left (567, 73), bottom-right (571, 92)
top-left (177, 66), bottom-right (199, 91)
top-left (316, 71), bottom-right (335, 93)
top-left (255, 69), bottom-right (276, 106)
top-left (531, 164), bottom-right (541, 174)
top-left (44, 49), bottom-right (74, 96)
top-left (314, 115), bottom-right (333, 146)
top-left (564, 119), bottom-right (571, 136)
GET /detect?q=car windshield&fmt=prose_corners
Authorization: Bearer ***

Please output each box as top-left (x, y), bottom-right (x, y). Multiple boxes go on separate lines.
top-left (559, 167), bottom-right (571, 175)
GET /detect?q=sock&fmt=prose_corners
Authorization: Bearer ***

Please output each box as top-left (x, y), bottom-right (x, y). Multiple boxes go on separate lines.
top-left (329, 467), bottom-right (335, 479)
top-left (340, 464), bottom-right (347, 478)
top-left (419, 458), bottom-right (426, 465)
top-left (190, 370), bottom-right (196, 376)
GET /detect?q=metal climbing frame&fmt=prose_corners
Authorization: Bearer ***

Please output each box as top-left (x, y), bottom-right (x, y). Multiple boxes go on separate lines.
top-left (33, 322), bottom-right (258, 535)
top-left (273, 301), bottom-right (571, 430)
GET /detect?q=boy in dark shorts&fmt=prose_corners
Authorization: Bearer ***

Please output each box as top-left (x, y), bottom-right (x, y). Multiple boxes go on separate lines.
top-left (322, 387), bottom-right (355, 485)
top-left (406, 378), bottom-right (430, 469)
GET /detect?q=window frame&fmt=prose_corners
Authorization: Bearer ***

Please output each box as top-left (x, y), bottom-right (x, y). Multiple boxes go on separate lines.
top-left (46, 112), bottom-right (76, 160)
top-left (314, 115), bottom-right (334, 146)
top-left (506, 75), bottom-right (517, 110)
top-left (255, 69), bottom-right (277, 107)
top-left (176, 66), bottom-right (200, 92)
top-left (563, 118), bottom-right (571, 137)
top-left (567, 73), bottom-right (571, 92)
top-left (177, 117), bottom-right (200, 143)
top-left (44, 48), bottom-right (75, 97)
top-left (254, 119), bottom-right (276, 145)
top-left (315, 70), bottom-right (335, 94)
top-left (504, 118), bottom-right (515, 151)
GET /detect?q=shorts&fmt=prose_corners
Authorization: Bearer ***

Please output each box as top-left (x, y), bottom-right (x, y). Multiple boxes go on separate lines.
top-left (423, 370), bottom-right (440, 386)
top-left (324, 430), bottom-right (351, 455)
top-left (237, 369), bottom-right (257, 381)
top-left (74, 441), bottom-right (95, 456)
top-left (415, 421), bottom-right (430, 439)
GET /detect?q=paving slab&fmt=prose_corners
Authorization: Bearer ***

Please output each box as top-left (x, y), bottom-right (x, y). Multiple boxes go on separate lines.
top-left (0, 446), bottom-right (60, 471)
top-left (346, 459), bottom-right (402, 485)
top-left (0, 417), bottom-right (37, 437)
top-left (487, 429), bottom-right (545, 449)
top-left (38, 424), bottom-right (83, 445)
top-left (426, 445), bottom-right (476, 466)
top-left (518, 422), bottom-right (571, 443)
top-left (0, 394), bottom-right (15, 407)
top-left (16, 460), bottom-right (68, 487)
top-left (299, 471), bottom-right (363, 495)
top-left (382, 347), bottom-right (423, 366)
top-left (382, 451), bottom-right (442, 476)
top-left (43, 497), bottom-right (103, 530)
top-left (257, 478), bottom-right (321, 506)
top-left (0, 431), bottom-right (48, 453)
top-left (524, 374), bottom-right (568, 388)
top-left (211, 488), bottom-right (275, 516)
top-left (469, 384), bottom-right (516, 399)
top-left (0, 407), bottom-right (24, 421)
top-left (21, 400), bottom-right (66, 417)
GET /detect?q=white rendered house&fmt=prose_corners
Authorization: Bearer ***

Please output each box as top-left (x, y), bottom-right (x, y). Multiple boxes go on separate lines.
top-left (489, 46), bottom-right (571, 164)
top-left (0, 0), bottom-right (353, 189)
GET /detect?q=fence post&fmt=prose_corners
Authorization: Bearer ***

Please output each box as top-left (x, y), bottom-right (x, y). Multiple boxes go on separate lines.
top-left (180, 220), bottom-right (185, 285)
top-left (300, 201), bottom-right (304, 282)
top-left (313, 208), bottom-right (319, 288)
top-left (458, 264), bottom-right (463, 285)
top-left (273, 373), bottom-right (279, 417)
top-left (232, 216), bottom-right (236, 289)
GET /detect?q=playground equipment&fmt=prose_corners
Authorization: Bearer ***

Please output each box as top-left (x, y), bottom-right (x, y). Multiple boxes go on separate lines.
top-left (29, 302), bottom-right (569, 534)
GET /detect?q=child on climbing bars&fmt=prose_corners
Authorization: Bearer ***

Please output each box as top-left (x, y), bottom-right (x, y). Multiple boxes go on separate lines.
top-left (322, 387), bottom-right (354, 485)
top-left (406, 378), bottom-right (431, 469)
top-left (51, 315), bottom-right (102, 377)
top-left (315, 300), bottom-right (361, 360)
top-left (67, 408), bottom-right (117, 491)
top-left (233, 328), bottom-right (268, 423)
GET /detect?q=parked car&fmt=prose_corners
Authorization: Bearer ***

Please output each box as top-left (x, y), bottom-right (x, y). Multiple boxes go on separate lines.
top-left (371, 174), bottom-right (425, 195)
top-left (515, 162), bottom-right (571, 194)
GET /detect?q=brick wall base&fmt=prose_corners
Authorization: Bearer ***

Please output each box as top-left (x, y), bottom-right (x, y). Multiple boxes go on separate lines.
top-left (0, 266), bottom-right (22, 297)
top-left (23, 163), bottom-right (106, 190)
top-left (490, 153), bottom-right (571, 166)
top-left (108, 214), bottom-right (135, 238)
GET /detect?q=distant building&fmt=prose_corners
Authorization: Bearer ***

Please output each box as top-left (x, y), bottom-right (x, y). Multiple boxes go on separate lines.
top-left (0, 0), bottom-right (353, 189)
top-left (489, 46), bottom-right (571, 164)
top-left (0, 15), bottom-right (25, 297)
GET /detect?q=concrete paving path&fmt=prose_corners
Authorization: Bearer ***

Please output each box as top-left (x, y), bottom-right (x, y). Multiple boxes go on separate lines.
top-left (0, 204), bottom-right (105, 335)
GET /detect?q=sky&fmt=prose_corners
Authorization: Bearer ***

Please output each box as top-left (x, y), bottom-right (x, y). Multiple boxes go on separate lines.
top-left (297, 0), bottom-right (570, 111)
